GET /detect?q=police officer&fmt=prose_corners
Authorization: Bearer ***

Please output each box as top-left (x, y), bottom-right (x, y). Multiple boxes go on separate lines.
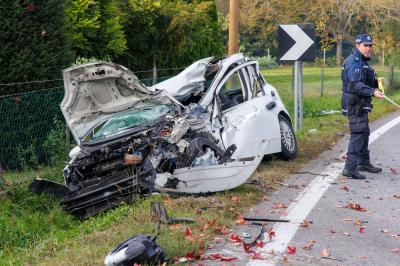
top-left (341, 34), bottom-right (384, 179)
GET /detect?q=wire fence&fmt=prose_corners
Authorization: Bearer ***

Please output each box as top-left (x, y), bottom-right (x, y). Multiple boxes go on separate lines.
top-left (0, 65), bottom-right (398, 171)
top-left (0, 67), bottom-right (183, 171)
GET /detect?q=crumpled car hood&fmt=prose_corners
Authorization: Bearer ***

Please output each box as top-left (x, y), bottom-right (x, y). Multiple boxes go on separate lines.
top-left (61, 62), bottom-right (156, 143)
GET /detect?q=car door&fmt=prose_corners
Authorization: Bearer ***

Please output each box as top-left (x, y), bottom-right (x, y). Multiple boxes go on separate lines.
top-left (245, 63), bottom-right (281, 154)
top-left (212, 63), bottom-right (279, 160)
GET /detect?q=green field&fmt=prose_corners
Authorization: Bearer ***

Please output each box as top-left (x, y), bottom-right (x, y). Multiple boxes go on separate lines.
top-left (1, 66), bottom-right (400, 265)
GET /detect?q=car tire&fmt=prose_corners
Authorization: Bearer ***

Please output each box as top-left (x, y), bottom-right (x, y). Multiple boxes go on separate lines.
top-left (278, 114), bottom-right (297, 160)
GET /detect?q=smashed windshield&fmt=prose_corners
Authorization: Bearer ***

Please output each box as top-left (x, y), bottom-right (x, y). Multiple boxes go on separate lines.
top-left (87, 104), bottom-right (170, 141)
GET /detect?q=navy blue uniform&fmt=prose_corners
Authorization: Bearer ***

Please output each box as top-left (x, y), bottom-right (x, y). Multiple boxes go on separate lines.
top-left (341, 48), bottom-right (377, 171)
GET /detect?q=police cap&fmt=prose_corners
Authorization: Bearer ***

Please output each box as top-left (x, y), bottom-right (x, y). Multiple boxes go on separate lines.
top-left (355, 34), bottom-right (373, 45)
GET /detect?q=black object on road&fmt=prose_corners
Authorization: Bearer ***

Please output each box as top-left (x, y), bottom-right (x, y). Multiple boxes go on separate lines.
top-left (150, 201), bottom-right (195, 224)
top-left (244, 217), bottom-right (290, 223)
top-left (104, 234), bottom-right (165, 266)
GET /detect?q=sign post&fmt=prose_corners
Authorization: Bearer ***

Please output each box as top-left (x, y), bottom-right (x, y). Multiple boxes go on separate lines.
top-left (278, 24), bottom-right (315, 131)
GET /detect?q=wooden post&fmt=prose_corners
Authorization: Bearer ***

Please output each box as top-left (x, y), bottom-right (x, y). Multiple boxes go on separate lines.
top-left (228, 0), bottom-right (239, 55)
top-left (321, 49), bottom-right (325, 97)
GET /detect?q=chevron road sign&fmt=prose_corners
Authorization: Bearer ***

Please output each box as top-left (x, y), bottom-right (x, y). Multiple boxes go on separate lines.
top-left (278, 24), bottom-right (315, 131)
top-left (278, 24), bottom-right (315, 61)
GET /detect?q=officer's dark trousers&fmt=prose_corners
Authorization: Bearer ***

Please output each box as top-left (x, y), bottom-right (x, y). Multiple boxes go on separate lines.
top-left (345, 113), bottom-right (370, 171)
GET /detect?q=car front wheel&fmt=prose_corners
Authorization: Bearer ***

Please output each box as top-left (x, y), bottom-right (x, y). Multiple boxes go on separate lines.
top-left (279, 114), bottom-right (297, 160)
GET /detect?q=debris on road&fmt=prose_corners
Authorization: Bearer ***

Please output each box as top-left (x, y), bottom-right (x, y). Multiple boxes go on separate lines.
top-left (150, 201), bottom-right (194, 224)
top-left (303, 240), bottom-right (316, 250)
top-left (320, 248), bottom-right (330, 257)
top-left (244, 217), bottom-right (290, 223)
top-left (300, 219), bottom-right (312, 228)
top-left (390, 168), bottom-right (398, 175)
top-left (202, 253), bottom-right (238, 261)
top-left (346, 203), bottom-right (367, 212)
top-left (272, 179), bottom-right (299, 189)
top-left (340, 186), bottom-right (350, 192)
top-left (104, 234), bottom-right (165, 266)
top-left (391, 248), bottom-right (400, 253)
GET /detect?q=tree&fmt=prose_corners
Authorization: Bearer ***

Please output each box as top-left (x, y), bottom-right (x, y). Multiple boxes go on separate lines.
top-left (116, 0), bottom-right (224, 71)
top-left (0, 0), bottom-right (73, 94)
top-left (65, 0), bottom-right (127, 60)
top-left (307, 0), bottom-right (400, 65)
top-left (234, 0), bottom-right (307, 57)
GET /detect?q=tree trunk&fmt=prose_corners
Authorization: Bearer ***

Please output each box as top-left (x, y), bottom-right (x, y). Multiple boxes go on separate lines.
top-left (336, 34), bottom-right (343, 66)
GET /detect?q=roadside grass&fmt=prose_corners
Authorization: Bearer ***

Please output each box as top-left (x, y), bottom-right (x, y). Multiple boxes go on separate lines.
top-left (1, 67), bottom-right (400, 265)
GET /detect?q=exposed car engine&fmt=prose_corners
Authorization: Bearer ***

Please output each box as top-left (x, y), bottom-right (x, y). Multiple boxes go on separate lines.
top-left (61, 106), bottom-right (230, 219)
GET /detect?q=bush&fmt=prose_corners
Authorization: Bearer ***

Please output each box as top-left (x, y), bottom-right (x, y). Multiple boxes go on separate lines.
top-left (254, 55), bottom-right (278, 68)
top-left (43, 118), bottom-right (70, 167)
top-left (0, 0), bottom-right (73, 95)
top-left (16, 143), bottom-right (39, 170)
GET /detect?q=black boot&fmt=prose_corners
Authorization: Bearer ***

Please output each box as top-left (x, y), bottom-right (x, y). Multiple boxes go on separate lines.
top-left (356, 163), bottom-right (382, 173)
top-left (342, 168), bottom-right (366, 179)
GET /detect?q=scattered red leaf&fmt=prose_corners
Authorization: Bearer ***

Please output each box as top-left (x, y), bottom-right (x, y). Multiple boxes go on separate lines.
top-left (255, 240), bottom-right (264, 248)
top-left (243, 242), bottom-right (255, 253)
top-left (346, 203), bottom-right (366, 212)
top-left (321, 248), bottom-right (330, 257)
top-left (251, 252), bottom-right (265, 260)
top-left (207, 219), bottom-right (216, 227)
top-left (216, 226), bottom-right (229, 235)
top-left (184, 251), bottom-right (196, 261)
top-left (340, 186), bottom-right (349, 192)
top-left (359, 226), bottom-right (366, 233)
top-left (236, 215), bottom-right (247, 225)
top-left (268, 228), bottom-right (276, 241)
top-left (390, 168), bottom-right (398, 175)
top-left (230, 234), bottom-right (242, 243)
top-left (287, 246), bottom-right (296, 254)
top-left (300, 219), bottom-right (311, 228)
top-left (184, 227), bottom-right (192, 237)
top-left (273, 203), bottom-right (288, 209)
top-left (391, 248), bottom-right (400, 253)
top-left (207, 253), bottom-right (238, 261)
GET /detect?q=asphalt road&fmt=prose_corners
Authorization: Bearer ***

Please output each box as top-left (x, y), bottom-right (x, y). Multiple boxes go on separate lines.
top-left (204, 110), bottom-right (400, 266)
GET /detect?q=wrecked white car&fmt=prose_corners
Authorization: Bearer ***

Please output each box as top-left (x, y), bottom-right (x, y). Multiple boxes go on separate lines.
top-left (30, 53), bottom-right (296, 219)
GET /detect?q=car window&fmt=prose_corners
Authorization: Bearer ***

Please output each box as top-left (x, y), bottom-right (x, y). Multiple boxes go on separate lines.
top-left (218, 71), bottom-right (245, 111)
top-left (247, 65), bottom-right (265, 98)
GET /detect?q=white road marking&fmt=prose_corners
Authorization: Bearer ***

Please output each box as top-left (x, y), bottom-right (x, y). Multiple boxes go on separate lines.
top-left (248, 114), bottom-right (400, 266)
